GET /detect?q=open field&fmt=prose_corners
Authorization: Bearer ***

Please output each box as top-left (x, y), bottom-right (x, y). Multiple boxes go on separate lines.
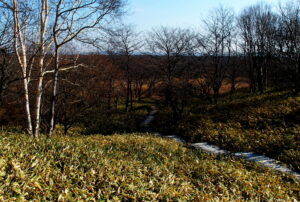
top-left (0, 132), bottom-right (299, 201)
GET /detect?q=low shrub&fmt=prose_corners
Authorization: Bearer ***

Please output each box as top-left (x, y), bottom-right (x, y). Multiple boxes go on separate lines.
top-left (82, 109), bottom-right (147, 135)
top-left (0, 132), bottom-right (299, 200)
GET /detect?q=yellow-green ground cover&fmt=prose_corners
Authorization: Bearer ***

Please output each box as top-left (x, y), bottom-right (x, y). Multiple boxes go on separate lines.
top-left (185, 91), bottom-right (300, 172)
top-left (0, 132), bottom-right (299, 201)
top-left (151, 91), bottom-right (300, 172)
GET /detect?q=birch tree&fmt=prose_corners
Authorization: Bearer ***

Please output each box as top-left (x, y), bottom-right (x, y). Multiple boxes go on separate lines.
top-left (0, 1), bottom-right (37, 135)
top-left (0, 0), bottom-right (55, 137)
top-left (34, 0), bottom-right (50, 137)
top-left (48, 0), bottom-right (124, 136)
top-left (0, 0), bottom-right (124, 137)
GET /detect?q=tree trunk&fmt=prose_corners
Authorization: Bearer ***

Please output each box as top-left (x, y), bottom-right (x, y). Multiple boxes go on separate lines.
top-left (64, 125), bottom-right (68, 136)
top-left (129, 81), bottom-right (133, 110)
top-left (230, 77), bottom-right (236, 96)
top-left (23, 77), bottom-right (33, 135)
top-left (147, 81), bottom-right (154, 97)
top-left (249, 59), bottom-right (256, 93)
top-left (0, 51), bottom-right (7, 105)
top-left (34, 73), bottom-right (43, 137)
top-left (213, 86), bottom-right (219, 103)
top-left (125, 78), bottom-right (130, 112)
top-left (107, 78), bottom-right (113, 110)
top-left (263, 65), bottom-right (267, 92)
top-left (12, 0), bottom-right (33, 135)
top-left (296, 56), bottom-right (300, 94)
top-left (257, 65), bottom-right (264, 93)
top-left (48, 51), bottom-right (59, 137)
top-left (34, 0), bottom-right (48, 137)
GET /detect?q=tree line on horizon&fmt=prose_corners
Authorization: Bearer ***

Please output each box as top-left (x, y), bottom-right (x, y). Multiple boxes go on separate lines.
top-left (0, 0), bottom-right (299, 136)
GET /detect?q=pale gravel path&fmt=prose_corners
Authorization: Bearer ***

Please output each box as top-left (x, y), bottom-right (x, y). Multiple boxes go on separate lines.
top-left (142, 107), bottom-right (300, 180)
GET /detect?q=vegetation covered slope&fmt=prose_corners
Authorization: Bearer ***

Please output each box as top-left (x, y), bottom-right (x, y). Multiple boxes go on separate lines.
top-left (0, 132), bottom-right (299, 201)
top-left (151, 91), bottom-right (300, 172)
top-left (189, 91), bottom-right (300, 172)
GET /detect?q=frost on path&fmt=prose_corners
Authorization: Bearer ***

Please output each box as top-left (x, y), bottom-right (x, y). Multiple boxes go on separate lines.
top-left (191, 141), bottom-right (300, 180)
top-left (141, 107), bottom-right (157, 127)
top-left (192, 142), bottom-right (228, 154)
top-left (143, 107), bottom-right (300, 180)
top-left (188, 139), bottom-right (300, 180)
top-left (165, 135), bottom-right (186, 143)
top-left (234, 152), bottom-right (300, 180)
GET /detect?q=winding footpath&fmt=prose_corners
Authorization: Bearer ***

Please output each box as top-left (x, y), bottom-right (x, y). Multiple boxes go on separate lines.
top-left (142, 106), bottom-right (300, 181)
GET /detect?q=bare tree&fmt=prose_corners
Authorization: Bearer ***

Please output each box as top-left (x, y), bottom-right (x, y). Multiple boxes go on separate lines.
top-left (0, 1), bottom-right (40, 135)
top-left (202, 6), bottom-right (236, 101)
top-left (33, 0), bottom-right (52, 137)
top-left (0, 10), bottom-right (14, 105)
top-left (277, 1), bottom-right (300, 93)
top-left (0, 0), bottom-right (124, 137)
top-left (132, 58), bottom-right (149, 102)
top-left (239, 3), bottom-right (277, 93)
top-left (104, 24), bottom-right (142, 111)
top-left (147, 27), bottom-right (196, 118)
top-left (47, 0), bottom-right (124, 136)
top-left (226, 38), bottom-right (241, 96)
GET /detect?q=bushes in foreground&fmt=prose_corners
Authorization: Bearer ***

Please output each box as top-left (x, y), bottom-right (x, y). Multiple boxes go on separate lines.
top-left (0, 132), bottom-right (299, 200)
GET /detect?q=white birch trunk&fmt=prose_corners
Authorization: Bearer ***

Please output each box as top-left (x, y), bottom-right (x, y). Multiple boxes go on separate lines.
top-left (12, 0), bottom-right (33, 135)
top-left (23, 76), bottom-right (33, 135)
top-left (34, 66), bottom-right (44, 137)
top-left (34, 0), bottom-right (48, 137)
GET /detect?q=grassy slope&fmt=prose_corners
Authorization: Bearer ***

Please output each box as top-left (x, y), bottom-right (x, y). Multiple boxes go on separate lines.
top-left (151, 91), bottom-right (300, 172)
top-left (180, 91), bottom-right (300, 172)
top-left (0, 132), bottom-right (299, 201)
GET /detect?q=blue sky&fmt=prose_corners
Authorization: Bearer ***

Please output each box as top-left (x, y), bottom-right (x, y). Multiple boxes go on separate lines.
top-left (124, 0), bottom-right (279, 31)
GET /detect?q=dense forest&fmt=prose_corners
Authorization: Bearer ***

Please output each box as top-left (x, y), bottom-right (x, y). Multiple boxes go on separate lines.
top-left (0, 0), bottom-right (299, 200)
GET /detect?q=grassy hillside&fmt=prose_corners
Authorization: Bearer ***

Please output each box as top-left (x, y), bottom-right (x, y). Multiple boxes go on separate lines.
top-left (0, 132), bottom-right (299, 201)
top-left (151, 91), bottom-right (300, 172)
